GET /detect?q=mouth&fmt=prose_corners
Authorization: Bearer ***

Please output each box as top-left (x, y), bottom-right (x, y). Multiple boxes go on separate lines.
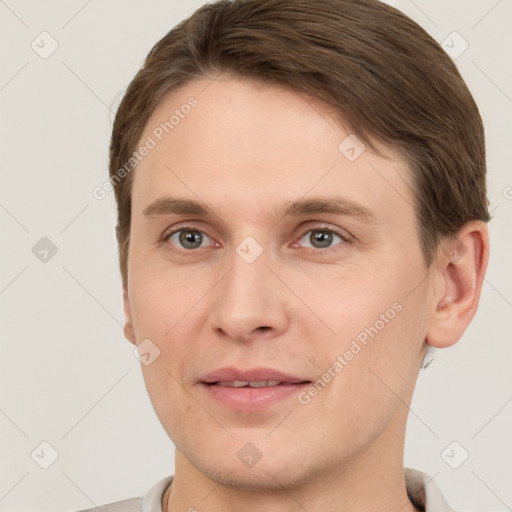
top-left (201, 367), bottom-right (309, 384)
top-left (200, 367), bottom-right (311, 410)
top-left (210, 380), bottom-right (305, 388)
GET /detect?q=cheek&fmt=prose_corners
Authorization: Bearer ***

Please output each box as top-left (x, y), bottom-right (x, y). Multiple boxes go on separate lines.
top-left (128, 265), bottom-right (219, 396)
top-left (129, 262), bottom-right (213, 340)
top-left (307, 260), bottom-right (427, 404)
top-left (290, 264), bottom-right (406, 349)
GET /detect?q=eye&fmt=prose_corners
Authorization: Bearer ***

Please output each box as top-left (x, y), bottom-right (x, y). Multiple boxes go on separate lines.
top-left (166, 228), bottom-right (213, 250)
top-left (297, 228), bottom-right (346, 250)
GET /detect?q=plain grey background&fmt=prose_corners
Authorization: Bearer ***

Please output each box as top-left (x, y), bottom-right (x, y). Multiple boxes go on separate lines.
top-left (1, 1), bottom-right (511, 511)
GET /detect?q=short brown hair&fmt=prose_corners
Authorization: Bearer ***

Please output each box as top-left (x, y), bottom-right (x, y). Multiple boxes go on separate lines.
top-left (109, 0), bottom-right (490, 287)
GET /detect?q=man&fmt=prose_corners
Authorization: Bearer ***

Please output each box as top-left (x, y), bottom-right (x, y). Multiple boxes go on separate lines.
top-left (86, 0), bottom-right (490, 510)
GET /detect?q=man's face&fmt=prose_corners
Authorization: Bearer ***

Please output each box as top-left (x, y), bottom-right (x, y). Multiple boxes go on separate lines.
top-left (124, 76), bottom-right (435, 488)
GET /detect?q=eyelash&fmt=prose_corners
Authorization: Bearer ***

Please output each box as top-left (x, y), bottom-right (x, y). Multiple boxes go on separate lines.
top-left (161, 224), bottom-right (351, 255)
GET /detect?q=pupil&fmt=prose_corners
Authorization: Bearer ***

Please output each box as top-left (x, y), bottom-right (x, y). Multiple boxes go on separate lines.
top-left (180, 230), bottom-right (202, 248)
top-left (311, 230), bottom-right (332, 248)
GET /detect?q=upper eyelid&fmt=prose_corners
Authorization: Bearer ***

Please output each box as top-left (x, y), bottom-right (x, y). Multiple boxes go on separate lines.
top-left (297, 224), bottom-right (349, 239)
top-left (162, 222), bottom-right (210, 237)
top-left (163, 222), bottom-right (347, 236)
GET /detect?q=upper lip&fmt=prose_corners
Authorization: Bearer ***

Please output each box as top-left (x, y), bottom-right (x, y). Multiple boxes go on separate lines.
top-left (201, 367), bottom-right (309, 384)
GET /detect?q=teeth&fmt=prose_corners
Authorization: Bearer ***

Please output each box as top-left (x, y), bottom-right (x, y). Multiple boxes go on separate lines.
top-left (249, 380), bottom-right (270, 388)
top-left (217, 380), bottom-right (249, 387)
top-left (254, 380), bottom-right (282, 387)
top-left (216, 380), bottom-right (283, 388)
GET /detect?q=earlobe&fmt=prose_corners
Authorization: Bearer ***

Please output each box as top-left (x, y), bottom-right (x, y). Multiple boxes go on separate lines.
top-left (123, 286), bottom-right (137, 346)
top-left (426, 222), bottom-right (489, 348)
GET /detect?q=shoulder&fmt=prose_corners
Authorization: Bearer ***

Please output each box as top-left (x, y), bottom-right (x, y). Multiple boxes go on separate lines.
top-left (76, 497), bottom-right (141, 512)
top-left (74, 476), bottom-right (173, 512)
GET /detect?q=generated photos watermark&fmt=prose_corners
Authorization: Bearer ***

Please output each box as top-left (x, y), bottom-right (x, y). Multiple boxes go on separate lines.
top-left (297, 301), bottom-right (403, 405)
top-left (93, 96), bottom-right (198, 200)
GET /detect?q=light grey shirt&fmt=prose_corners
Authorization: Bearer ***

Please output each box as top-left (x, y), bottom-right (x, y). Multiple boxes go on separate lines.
top-left (78, 468), bottom-right (457, 512)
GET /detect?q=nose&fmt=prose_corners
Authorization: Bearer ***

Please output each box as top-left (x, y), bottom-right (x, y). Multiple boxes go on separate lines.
top-left (208, 249), bottom-right (290, 343)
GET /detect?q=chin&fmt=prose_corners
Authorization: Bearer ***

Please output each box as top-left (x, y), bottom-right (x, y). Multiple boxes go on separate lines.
top-left (176, 434), bottom-right (328, 492)
top-left (195, 458), bottom-right (311, 491)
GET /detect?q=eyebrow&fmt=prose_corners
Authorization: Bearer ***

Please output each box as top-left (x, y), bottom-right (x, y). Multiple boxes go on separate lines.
top-left (142, 197), bottom-right (378, 224)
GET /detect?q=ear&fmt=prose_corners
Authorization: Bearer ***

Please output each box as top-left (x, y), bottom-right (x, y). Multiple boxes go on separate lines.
top-left (123, 285), bottom-right (137, 346)
top-left (426, 221), bottom-right (489, 348)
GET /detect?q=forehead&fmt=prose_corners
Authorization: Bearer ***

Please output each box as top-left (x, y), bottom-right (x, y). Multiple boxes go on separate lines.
top-left (131, 76), bottom-right (413, 226)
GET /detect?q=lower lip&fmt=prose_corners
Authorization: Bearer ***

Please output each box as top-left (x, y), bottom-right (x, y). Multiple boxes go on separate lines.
top-left (200, 382), bottom-right (310, 411)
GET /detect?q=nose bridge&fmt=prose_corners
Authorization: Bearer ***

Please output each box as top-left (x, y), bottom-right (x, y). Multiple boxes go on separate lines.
top-left (225, 250), bottom-right (268, 305)
top-left (209, 242), bottom-right (289, 340)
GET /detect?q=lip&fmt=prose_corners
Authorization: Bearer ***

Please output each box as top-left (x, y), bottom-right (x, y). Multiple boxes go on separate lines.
top-left (200, 367), bottom-right (311, 411)
top-left (202, 367), bottom-right (308, 384)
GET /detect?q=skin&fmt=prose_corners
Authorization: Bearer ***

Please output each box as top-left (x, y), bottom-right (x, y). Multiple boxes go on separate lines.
top-left (122, 75), bottom-right (489, 512)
